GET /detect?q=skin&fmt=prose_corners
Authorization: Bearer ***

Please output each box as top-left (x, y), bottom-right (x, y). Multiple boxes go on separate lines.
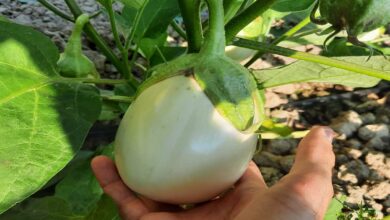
top-left (91, 126), bottom-right (336, 220)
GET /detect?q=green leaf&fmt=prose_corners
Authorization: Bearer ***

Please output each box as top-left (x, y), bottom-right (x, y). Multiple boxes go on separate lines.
top-left (324, 195), bottom-right (347, 220)
top-left (115, 6), bottom-right (137, 37)
top-left (0, 197), bottom-right (84, 220)
top-left (150, 46), bottom-right (187, 66)
top-left (138, 32), bottom-right (168, 59)
top-left (96, 0), bottom-right (112, 9)
top-left (133, 0), bottom-right (180, 43)
top-left (114, 84), bottom-right (136, 112)
top-left (271, 0), bottom-right (315, 12)
top-left (0, 15), bottom-right (10, 22)
top-left (119, 0), bottom-right (145, 9)
top-left (254, 56), bottom-right (389, 88)
top-left (85, 195), bottom-right (120, 220)
top-left (0, 21), bottom-right (101, 213)
top-left (55, 152), bottom-right (103, 215)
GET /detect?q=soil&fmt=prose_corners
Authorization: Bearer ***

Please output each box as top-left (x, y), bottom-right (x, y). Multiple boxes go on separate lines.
top-left (2, 0), bottom-right (390, 218)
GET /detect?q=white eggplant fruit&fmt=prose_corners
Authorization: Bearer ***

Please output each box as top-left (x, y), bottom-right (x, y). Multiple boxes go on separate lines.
top-left (115, 75), bottom-right (258, 204)
top-left (114, 0), bottom-right (265, 204)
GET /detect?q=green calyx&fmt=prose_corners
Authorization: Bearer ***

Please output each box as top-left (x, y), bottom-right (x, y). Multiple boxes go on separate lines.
top-left (318, 0), bottom-right (390, 35)
top-left (137, 0), bottom-right (264, 132)
top-left (57, 14), bottom-right (98, 78)
top-left (311, 0), bottom-right (390, 56)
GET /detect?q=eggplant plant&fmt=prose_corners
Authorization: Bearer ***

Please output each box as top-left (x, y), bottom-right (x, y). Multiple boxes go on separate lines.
top-left (0, 0), bottom-right (389, 218)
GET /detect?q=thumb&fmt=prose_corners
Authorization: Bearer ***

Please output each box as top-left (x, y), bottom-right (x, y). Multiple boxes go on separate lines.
top-left (275, 126), bottom-right (336, 219)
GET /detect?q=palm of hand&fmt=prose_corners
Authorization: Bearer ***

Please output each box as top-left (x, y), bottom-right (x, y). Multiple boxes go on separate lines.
top-left (92, 126), bottom-right (335, 220)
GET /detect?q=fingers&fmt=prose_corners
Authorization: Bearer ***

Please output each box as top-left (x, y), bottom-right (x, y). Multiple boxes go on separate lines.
top-left (290, 126), bottom-right (335, 178)
top-left (275, 126), bottom-right (335, 219)
top-left (91, 156), bottom-right (149, 219)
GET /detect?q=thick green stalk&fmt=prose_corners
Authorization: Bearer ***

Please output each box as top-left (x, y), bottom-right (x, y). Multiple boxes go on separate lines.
top-left (225, 0), bottom-right (277, 44)
top-left (178, 0), bottom-right (203, 53)
top-left (63, 0), bottom-right (129, 80)
top-left (233, 38), bottom-right (390, 81)
top-left (201, 0), bottom-right (226, 56)
top-left (105, 0), bottom-right (131, 79)
top-left (245, 16), bottom-right (311, 67)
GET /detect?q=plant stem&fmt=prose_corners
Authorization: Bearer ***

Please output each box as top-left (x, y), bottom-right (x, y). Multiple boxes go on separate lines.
top-left (170, 20), bottom-right (187, 40)
top-left (225, 0), bottom-right (277, 44)
top-left (178, 0), bottom-right (203, 53)
top-left (125, 0), bottom-right (149, 50)
top-left (129, 45), bottom-right (140, 76)
top-left (201, 0), bottom-right (226, 56)
top-left (38, 0), bottom-right (74, 22)
top-left (245, 16), bottom-right (311, 67)
top-left (106, 0), bottom-right (131, 77)
top-left (101, 95), bottom-right (134, 103)
top-left (233, 38), bottom-right (390, 81)
top-left (63, 0), bottom-right (130, 81)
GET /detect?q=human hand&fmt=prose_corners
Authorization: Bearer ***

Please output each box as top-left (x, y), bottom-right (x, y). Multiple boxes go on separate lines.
top-left (91, 126), bottom-right (335, 220)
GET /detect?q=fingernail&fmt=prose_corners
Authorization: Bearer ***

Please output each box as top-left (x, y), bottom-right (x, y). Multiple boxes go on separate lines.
top-left (323, 127), bottom-right (335, 143)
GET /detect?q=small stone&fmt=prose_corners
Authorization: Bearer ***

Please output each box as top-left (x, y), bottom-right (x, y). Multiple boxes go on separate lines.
top-left (267, 139), bottom-right (296, 155)
top-left (84, 50), bottom-right (107, 72)
top-left (264, 92), bottom-right (288, 108)
top-left (270, 110), bottom-right (289, 121)
top-left (330, 111), bottom-right (363, 137)
top-left (338, 160), bottom-right (370, 184)
top-left (13, 14), bottom-right (31, 24)
top-left (346, 148), bottom-right (363, 159)
top-left (377, 115), bottom-right (390, 124)
top-left (358, 124), bottom-right (389, 141)
top-left (279, 155), bottom-right (295, 173)
top-left (253, 152), bottom-right (281, 169)
top-left (365, 152), bottom-right (390, 179)
top-left (259, 167), bottom-right (283, 186)
top-left (345, 138), bottom-right (363, 149)
top-left (366, 182), bottom-right (390, 200)
top-left (271, 84), bottom-right (298, 95)
top-left (360, 112), bottom-right (376, 125)
top-left (346, 185), bottom-right (368, 205)
top-left (368, 170), bottom-right (385, 182)
top-left (383, 196), bottom-right (390, 208)
top-left (336, 154), bottom-right (349, 166)
top-left (355, 100), bottom-right (380, 113)
top-left (365, 137), bottom-right (388, 151)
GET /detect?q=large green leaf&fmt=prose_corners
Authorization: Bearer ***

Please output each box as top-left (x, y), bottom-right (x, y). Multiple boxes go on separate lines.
top-left (1, 146), bottom-right (115, 219)
top-left (254, 56), bottom-right (390, 88)
top-left (55, 151), bottom-right (103, 216)
top-left (119, 0), bottom-right (145, 9)
top-left (0, 21), bottom-right (101, 213)
top-left (118, 0), bottom-right (180, 42)
top-left (85, 195), bottom-right (120, 220)
top-left (0, 197), bottom-right (84, 220)
top-left (271, 0), bottom-right (314, 12)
